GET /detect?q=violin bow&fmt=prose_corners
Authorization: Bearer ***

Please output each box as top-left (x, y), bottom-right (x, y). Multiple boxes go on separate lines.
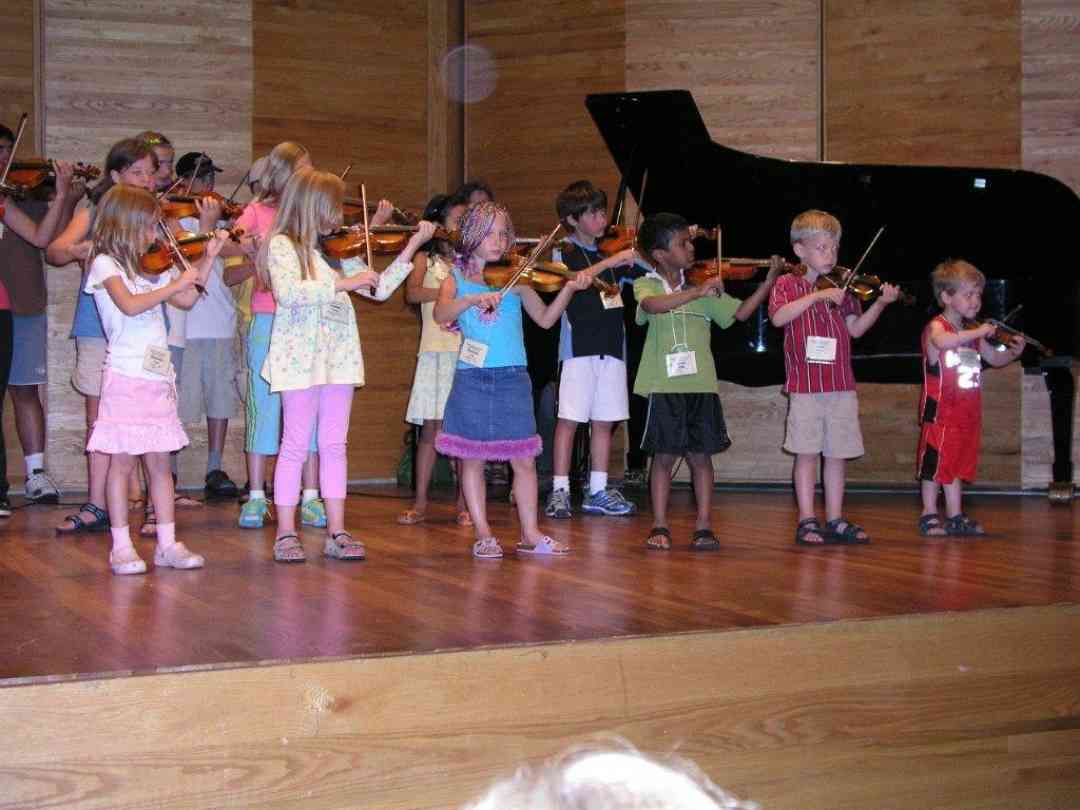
top-left (841, 226), bottom-right (886, 292)
top-left (496, 223), bottom-right (564, 295)
top-left (184, 154), bottom-right (205, 195)
top-left (158, 177), bottom-right (185, 201)
top-left (360, 183), bottom-right (374, 273)
top-left (340, 164), bottom-right (352, 182)
top-left (159, 221), bottom-right (206, 296)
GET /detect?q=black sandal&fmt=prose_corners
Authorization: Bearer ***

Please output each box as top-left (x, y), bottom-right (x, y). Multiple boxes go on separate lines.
top-left (918, 513), bottom-right (947, 537)
top-left (795, 517), bottom-right (835, 546)
top-left (56, 502), bottom-right (109, 534)
top-left (645, 526), bottom-right (672, 550)
top-left (824, 518), bottom-right (870, 545)
top-left (690, 529), bottom-right (720, 551)
top-left (945, 513), bottom-right (985, 536)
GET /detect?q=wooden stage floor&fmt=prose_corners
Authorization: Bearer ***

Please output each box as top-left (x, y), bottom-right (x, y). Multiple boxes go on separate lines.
top-left (2, 485), bottom-right (1078, 684)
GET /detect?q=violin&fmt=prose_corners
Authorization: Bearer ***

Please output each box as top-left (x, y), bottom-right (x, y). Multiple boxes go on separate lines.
top-left (160, 192), bottom-right (244, 221)
top-left (140, 227), bottom-right (245, 275)
top-left (597, 224), bottom-right (636, 257)
top-left (789, 263), bottom-right (916, 306)
top-left (685, 257), bottom-right (782, 286)
top-left (0, 159), bottom-right (100, 198)
top-left (962, 318), bottom-right (1050, 356)
top-left (320, 224), bottom-right (452, 260)
top-left (482, 255), bottom-right (619, 296)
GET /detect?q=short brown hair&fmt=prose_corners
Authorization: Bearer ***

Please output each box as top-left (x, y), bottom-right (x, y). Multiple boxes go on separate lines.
top-left (931, 259), bottom-right (985, 307)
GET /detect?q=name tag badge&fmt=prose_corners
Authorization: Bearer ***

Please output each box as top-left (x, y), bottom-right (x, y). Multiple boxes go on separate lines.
top-left (142, 345), bottom-right (172, 377)
top-left (459, 338), bottom-right (489, 367)
top-left (665, 350), bottom-right (698, 378)
top-left (600, 291), bottom-right (623, 310)
top-left (805, 335), bottom-right (838, 364)
top-left (323, 299), bottom-right (351, 324)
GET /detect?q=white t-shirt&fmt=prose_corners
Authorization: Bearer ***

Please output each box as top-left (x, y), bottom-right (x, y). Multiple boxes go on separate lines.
top-left (179, 216), bottom-right (236, 340)
top-left (85, 254), bottom-right (174, 380)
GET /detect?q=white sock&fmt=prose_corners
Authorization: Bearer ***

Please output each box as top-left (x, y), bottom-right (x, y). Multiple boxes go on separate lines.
top-left (25, 453), bottom-right (44, 476)
top-left (589, 471), bottom-right (608, 495)
top-left (156, 521), bottom-right (176, 549)
top-left (552, 476), bottom-right (570, 493)
top-left (249, 489), bottom-right (266, 501)
top-left (110, 525), bottom-right (133, 552)
top-left (302, 488), bottom-right (319, 504)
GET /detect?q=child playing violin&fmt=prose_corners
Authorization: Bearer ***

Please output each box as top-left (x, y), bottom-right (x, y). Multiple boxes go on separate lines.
top-left (634, 213), bottom-right (781, 551)
top-left (433, 201), bottom-right (596, 558)
top-left (84, 185), bottom-right (224, 574)
top-left (545, 180), bottom-right (641, 520)
top-left (916, 259), bottom-right (1024, 537)
top-left (768, 210), bottom-right (898, 546)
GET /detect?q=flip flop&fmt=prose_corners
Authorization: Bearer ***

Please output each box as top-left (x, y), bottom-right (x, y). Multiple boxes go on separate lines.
top-left (646, 526), bottom-right (671, 550)
top-left (690, 529), bottom-right (720, 551)
top-left (397, 509), bottom-right (426, 525)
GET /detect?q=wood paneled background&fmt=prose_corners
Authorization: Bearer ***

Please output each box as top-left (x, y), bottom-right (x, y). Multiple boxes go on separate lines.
top-left (0, 0), bottom-right (1077, 488)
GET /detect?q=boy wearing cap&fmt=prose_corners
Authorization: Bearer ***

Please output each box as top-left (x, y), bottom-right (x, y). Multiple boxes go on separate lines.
top-left (174, 151), bottom-right (244, 498)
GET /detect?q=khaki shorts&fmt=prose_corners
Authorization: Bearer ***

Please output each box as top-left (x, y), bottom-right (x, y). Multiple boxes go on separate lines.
top-left (71, 336), bottom-right (107, 397)
top-left (783, 390), bottom-right (864, 459)
top-left (178, 338), bottom-right (239, 422)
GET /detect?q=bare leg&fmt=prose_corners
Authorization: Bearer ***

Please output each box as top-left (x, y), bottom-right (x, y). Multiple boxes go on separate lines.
top-left (943, 479), bottom-right (963, 518)
top-left (10, 384), bottom-right (44, 455)
top-left (410, 420), bottom-right (441, 514)
top-left (649, 453), bottom-right (676, 530)
top-left (460, 458), bottom-right (490, 539)
top-left (794, 452), bottom-right (819, 521)
top-left (106, 454), bottom-right (135, 536)
top-left (324, 497), bottom-right (345, 537)
top-left (207, 417), bottom-right (228, 465)
top-left (454, 459), bottom-right (466, 512)
top-left (511, 456), bottom-right (543, 543)
top-left (588, 420), bottom-right (614, 477)
top-left (143, 452), bottom-right (175, 530)
top-left (921, 480), bottom-right (940, 516)
top-left (552, 418), bottom-right (576, 477)
top-left (247, 451), bottom-right (267, 492)
top-left (686, 452), bottom-right (714, 531)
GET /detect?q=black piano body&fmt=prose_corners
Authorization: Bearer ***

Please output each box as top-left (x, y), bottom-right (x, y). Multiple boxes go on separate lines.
top-left (585, 90), bottom-right (1079, 486)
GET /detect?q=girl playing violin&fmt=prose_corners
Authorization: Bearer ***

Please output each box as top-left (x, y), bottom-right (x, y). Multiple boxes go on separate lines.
top-left (433, 202), bottom-right (596, 559)
top-left (48, 136), bottom-right (160, 536)
top-left (259, 167), bottom-right (434, 563)
top-left (84, 185), bottom-right (224, 574)
top-left (399, 191), bottom-right (471, 527)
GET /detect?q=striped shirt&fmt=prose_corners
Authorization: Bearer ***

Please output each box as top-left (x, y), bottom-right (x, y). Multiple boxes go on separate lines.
top-left (768, 272), bottom-right (861, 393)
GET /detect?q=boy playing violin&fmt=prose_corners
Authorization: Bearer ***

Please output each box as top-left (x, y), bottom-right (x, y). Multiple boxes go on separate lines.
top-left (768, 209), bottom-right (898, 546)
top-left (916, 259), bottom-right (1024, 537)
top-left (545, 180), bottom-right (641, 520)
top-left (634, 213), bottom-right (780, 550)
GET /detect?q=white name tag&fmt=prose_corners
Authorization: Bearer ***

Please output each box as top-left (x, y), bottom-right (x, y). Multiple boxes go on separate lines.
top-left (805, 335), bottom-right (838, 364)
top-left (142, 345), bottom-right (172, 377)
top-left (600, 291), bottom-right (623, 309)
top-left (323, 300), bottom-right (351, 324)
top-left (459, 338), bottom-right (489, 367)
top-left (665, 350), bottom-right (698, 378)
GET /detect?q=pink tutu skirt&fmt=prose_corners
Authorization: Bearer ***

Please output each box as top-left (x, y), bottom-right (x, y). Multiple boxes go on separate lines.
top-left (87, 368), bottom-right (189, 456)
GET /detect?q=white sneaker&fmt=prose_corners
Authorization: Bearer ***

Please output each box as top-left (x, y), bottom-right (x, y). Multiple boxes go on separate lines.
top-left (154, 542), bottom-right (205, 570)
top-left (25, 469), bottom-right (60, 504)
top-left (110, 547), bottom-right (147, 576)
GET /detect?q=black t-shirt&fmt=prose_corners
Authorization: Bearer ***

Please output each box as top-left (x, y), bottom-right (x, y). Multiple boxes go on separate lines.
top-left (559, 240), bottom-right (645, 359)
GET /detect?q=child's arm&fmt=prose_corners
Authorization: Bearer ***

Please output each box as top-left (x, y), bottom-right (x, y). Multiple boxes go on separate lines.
top-left (846, 284), bottom-right (899, 338)
top-left (100, 262), bottom-right (203, 316)
top-left (639, 275), bottom-right (725, 315)
top-left (354, 221), bottom-right (438, 302)
top-left (404, 250), bottom-right (438, 305)
top-left (518, 272), bottom-right (592, 329)
top-left (770, 286), bottom-right (845, 327)
top-left (46, 205), bottom-right (93, 266)
top-left (978, 330), bottom-right (1025, 367)
top-left (2, 163), bottom-right (76, 248)
top-left (433, 273), bottom-right (501, 325)
top-left (734, 256), bottom-right (784, 322)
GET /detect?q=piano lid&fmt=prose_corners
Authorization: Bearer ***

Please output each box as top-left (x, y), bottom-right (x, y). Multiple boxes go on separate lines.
top-left (587, 89), bottom-right (1080, 372)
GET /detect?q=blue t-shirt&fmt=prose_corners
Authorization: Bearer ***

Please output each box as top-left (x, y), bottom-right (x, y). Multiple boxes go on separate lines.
top-left (69, 203), bottom-right (105, 339)
top-left (453, 267), bottom-right (527, 369)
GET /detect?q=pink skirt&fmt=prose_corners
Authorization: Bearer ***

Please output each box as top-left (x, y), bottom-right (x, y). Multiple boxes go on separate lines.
top-left (87, 368), bottom-right (189, 456)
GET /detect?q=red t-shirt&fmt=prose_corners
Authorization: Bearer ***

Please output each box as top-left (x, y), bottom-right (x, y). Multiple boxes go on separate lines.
top-left (919, 314), bottom-right (982, 428)
top-left (768, 272), bottom-right (861, 393)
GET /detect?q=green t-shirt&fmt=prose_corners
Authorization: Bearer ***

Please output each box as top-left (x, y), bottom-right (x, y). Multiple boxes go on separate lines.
top-left (633, 274), bottom-right (740, 395)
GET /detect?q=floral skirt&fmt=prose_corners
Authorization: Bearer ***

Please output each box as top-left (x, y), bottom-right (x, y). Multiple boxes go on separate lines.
top-left (405, 350), bottom-right (458, 426)
top-left (87, 368), bottom-right (189, 456)
top-left (435, 365), bottom-right (541, 460)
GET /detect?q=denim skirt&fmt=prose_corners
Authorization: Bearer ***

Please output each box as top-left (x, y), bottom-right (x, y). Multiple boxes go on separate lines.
top-left (435, 365), bottom-right (541, 460)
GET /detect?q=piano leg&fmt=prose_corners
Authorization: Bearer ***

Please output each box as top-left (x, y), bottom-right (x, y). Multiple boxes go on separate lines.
top-left (1043, 360), bottom-right (1076, 503)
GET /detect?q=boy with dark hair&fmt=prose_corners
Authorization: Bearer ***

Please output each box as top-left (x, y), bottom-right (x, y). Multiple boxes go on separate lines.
top-left (544, 180), bottom-right (641, 519)
top-left (634, 213), bottom-right (780, 550)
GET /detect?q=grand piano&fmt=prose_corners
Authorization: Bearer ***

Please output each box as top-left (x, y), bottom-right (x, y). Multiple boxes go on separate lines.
top-left (585, 89), bottom-right (1078, 494)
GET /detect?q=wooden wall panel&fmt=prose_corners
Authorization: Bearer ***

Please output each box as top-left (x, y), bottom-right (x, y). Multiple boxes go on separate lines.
top-left (253, 1), bottom-right (432, 481)
top-left (465, 0), bottom-right (627, 236)
top-left (824, 0), bottom-right (1022, 167)
top-left (1022, 0), bottom-right (1080, 194)
top-left (626, 0), bottom-right (820, 161)
top-left (43, 0), bottom-right (253, 490)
